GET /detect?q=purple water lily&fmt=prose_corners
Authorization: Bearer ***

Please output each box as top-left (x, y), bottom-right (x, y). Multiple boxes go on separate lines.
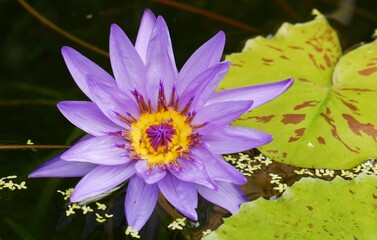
top-left (29, 9), bottom-right (293, 232)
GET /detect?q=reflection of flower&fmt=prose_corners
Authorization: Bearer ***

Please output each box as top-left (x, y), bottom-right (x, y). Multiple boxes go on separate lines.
top-left (29, 9), bottom-right (293, 232)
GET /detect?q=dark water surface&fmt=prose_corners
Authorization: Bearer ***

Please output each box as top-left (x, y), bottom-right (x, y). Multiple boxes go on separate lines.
top-left (1, 0), bottom-right (376, 239)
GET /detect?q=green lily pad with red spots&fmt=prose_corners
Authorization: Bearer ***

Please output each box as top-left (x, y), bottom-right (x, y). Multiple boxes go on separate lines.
top-left (203, 174), bottom-right (377, 240)
top-left (220, 10), bottom-right (377, 169)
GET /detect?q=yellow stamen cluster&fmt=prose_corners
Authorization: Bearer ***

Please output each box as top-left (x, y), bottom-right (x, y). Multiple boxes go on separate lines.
top-left (129, 110), bottom-right (193, 167)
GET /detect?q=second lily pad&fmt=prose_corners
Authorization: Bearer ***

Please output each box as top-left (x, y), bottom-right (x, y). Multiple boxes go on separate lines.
top-left (203, 174), bottom-right (377, 240)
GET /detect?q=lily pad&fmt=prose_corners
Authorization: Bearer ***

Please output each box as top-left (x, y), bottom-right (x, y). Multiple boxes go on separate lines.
top-left (203, 174), bottom-right (377, 240)
top-left (220, 11), bottom-right (377, 169)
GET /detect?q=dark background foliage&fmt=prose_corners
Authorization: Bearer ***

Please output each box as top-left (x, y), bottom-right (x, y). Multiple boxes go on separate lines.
top-left (0, 0), bottom-right (376, 239)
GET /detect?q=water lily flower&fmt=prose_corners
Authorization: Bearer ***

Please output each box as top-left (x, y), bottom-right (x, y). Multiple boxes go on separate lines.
top-left (29, 9), bottom-right (293, 232)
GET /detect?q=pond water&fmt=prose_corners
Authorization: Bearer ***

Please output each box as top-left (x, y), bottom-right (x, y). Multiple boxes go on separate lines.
top-left (1, 0), bottom-right (376, 239)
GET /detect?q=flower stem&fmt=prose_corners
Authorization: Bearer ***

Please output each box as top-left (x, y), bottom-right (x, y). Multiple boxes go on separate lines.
top-left (17, 0), bottom-right (109, 57)
top-left (0, 145), bottom-right (70, 150)
top-left (158, 193), bottom-right (183, 220)
top-left (153, 0), bottom-right (262, 33)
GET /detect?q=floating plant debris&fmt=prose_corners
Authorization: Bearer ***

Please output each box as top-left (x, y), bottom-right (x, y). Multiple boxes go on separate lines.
top-left (0, 175), bottom-right (27, 191)
top-left (57, 187), bottom-right (113, 223)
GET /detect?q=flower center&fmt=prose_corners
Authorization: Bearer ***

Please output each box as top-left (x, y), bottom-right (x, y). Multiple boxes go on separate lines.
top-left (129, 109), bottom-right (193, 167)
top-left (113, 84), bottom-right (205, 168)
top-left (145, 121), bottom-right (176, 152)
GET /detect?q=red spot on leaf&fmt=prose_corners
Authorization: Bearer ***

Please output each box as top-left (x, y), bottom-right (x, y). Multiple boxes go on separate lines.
top-left (340, 88), bottom-right (374, 92)
top-left (340, 99), bottom-right (359, 113)
top-left (246, 115), bottom-right (276, 123)
top-left (317, 136), bottom-right (326, 145)
top-left (282, 152), bottom-right (287, 158)
top-left (231, 63), bottom-right (243, 67)
top-left (298, 78), bottom-right (310, 83)
top-left (306, 40), bottom-right (323, 52)
top-left (342, 114), bottom-right (377, 141)
top-left (288, 137), bottom-right (299, 143)
top-left (323, 53), bottom-right (332, 67)
top-left (308, 53), bottom-right (321, 70)
top-left (306, 206), bottom-right (313, 211)
top-left (281, 114), bottom-right (306, 124)
top-left (288, 45), bottom-right (304, 50)
top-left (288, 128), bottom-right (306, 143)
top-left (262, 58), bottom-right (274, 63)
top-left (280, 55), bottom-right (290, 60)
top-left (320, 111), bottom-right (359, 153)
top-left (295, 128), bottom-right (306, 136)
top-left (267, 150), bottom-right (278, 154)
top-left (294, 100), bottom-right (319, 110)
top-left (358, 67), bottom-right (377, 76)
top-left (267, 45), bottom-right (283, 52)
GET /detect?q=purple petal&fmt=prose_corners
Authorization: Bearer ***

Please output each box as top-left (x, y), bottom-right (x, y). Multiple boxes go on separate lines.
top-left (191, 145), bottom-right (246, 185)
top-left (196, 181), bottom-right (247, 214)
top-left (146, 16), bottom-right (178, 107)
top-left (125, 175), bottom-right (158, 231)
top-left (87, 77), bottom-right (139, 128)
top-left (57, 101), bottom-right (121, 136)
top-left (192, 100), bottom-right (253, 135)
top-left (207, 78), bottom-right (294, 111)
top-left (29, 155), bottom-right (96, 178)
top-left (61, 136), bottom-right (130, 165)
top-left (61, 46), bottom-right (116, 101)
top-left (178, 62), bottom-right (230, 111)
top-left (178, 31), bottom-right (225, 92)
top-left (70, 163), bottom-right (135, 202)
top-left (202, 126), bottom-right (273, 154)
top-left (169, 158), bottom-right (216, 189)
top-left (135, 9), bottom-right (157, 63)
top-left (135, 160), bottom-right (166, 184)
top-left (158, 173), bottom-right (198, 220)
top-left (110, 24), bottom-right (147, 96)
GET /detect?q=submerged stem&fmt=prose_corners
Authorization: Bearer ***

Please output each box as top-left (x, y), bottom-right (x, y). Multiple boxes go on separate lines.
top-left (0, 145), bottom-right (70, 150)
top-left (17, 0), bottom-right (109, 57)
top-left (153, 0), bottom-right (262, 33)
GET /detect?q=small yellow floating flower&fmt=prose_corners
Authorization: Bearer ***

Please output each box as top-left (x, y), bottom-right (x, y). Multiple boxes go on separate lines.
top-left (0, 176), bottom-right (27, 191)
top-left (125, 226), bottom-right (140, 239)
top-left (96, 202), bottom-right (107, 210)
top-left (202, 229), bottom-right (212, 236)
top-left (168, 217), bottom-right (187, 230)
top-left (82, 205), bottom-right (93, 214)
